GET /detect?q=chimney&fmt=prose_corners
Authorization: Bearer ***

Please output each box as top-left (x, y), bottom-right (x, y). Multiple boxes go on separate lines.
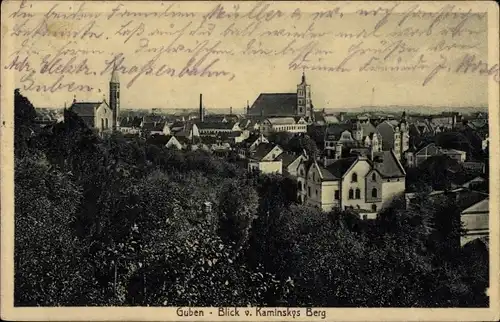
top-left (230, 106), bottom-right (233, 115)
top-left (199, 94), bottom-right (204, 122)
top-left (73, 95), bottom-right (77, 104)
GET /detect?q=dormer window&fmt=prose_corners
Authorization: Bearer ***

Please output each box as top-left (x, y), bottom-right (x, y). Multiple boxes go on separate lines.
top-left (352, 172), bottom-right (358, 182)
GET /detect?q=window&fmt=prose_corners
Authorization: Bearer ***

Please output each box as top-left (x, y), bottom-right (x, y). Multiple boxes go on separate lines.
top-left (363, 215), bottom-right (368, 220)
top-left (352, 173), bottom-right (358, 182)
top-left (307, 186), bottom-right (311, 197)
top-left (372, 188), bottom-right (378, 198)
top-left (117, 91), bottom-right (120, 99)
top-left (101, 118), bottom-right (104, 129)
top-left (355, 188), bottom-right (361, 199)
top-left (300, 169), bottom-right (304, 176)
top-left (315, 189), bottom-right (318, 196)
top-left (105, 119), bottom-right (109, 129)
top-left (372, 173), bottom-right (376, 181)
top-left (313, 173), bottom-right (316, 181)
top-left (298, 182), bottom-right (302, 191)
top-left (348, 188), bottom-right (354, 199)
top-left (372, 204), bottom-right (377, 212)
top-left (298, 90), bottom-right (304, 96)
top-left (334, 190), bottom-right (339, 200)
top-left (298, 99), bottom-right (304, 104)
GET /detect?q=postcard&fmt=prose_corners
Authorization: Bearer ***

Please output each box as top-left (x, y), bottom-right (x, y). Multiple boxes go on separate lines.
top-left (1, 0), bottom-right (499, 321)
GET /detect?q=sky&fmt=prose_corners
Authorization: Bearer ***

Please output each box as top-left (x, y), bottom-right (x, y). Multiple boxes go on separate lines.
top-left (4, 1), bottom-right (493, 110)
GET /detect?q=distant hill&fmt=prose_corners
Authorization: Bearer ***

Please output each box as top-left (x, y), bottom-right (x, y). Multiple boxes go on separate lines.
top-left (323, 106), bottom-right (488, 115)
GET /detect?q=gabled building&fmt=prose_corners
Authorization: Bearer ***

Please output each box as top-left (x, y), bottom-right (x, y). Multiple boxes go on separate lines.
top-left (246, 72), bottom-right (314, 122)
top-left (323, 122), bottom-right (382, 164)
top-left (170, 122), bottom-right (200, 141)
top-left (278, 151), bottom-right (309, 178)
top-left (405, 143), bottom-right (467, 168)
top-left (164, 135), bottom-right (183, 150)
top-left (142, 121), bottom-right (171, 136)
top-left (69, 101), bottom-right (113, 132)
top-left (119, 116), bottom-right (142, 134)
top-left (296, 150), bottom-right (406, 215)
top-left (236, 133), bottom-right (269, 158)
top-left (376, 117), bottom-right (409, 161)
top-left (247, 143), bottom-right (284, 174)
top-left (68, 67), bottom-right (120, 131)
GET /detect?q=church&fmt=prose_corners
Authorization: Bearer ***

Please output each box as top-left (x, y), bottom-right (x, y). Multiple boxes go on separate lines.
top-left (246, 72), bottom-right (315, 122)
top-left (67, 68), bottom-right (121, 132)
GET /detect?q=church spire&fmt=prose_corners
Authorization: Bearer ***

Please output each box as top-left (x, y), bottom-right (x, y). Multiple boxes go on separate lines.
top-left (110, 63), bottom-right (120, 84)
top-left (110, 62), bottom-right (120, 130)
top-left (301, 69), bottom-right (306, 84)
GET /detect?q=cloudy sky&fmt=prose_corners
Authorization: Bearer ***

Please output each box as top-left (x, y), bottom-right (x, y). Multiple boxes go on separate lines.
top-left (4, 1), bottom-right (493, 110)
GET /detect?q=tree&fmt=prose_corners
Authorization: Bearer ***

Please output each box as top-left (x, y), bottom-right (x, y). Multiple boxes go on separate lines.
top-left (14, 154), bottom-right (102, 305)
top-left (14, 89), bottom-right (37, 156)
top-left (218, 180), bottom-right (259, 250)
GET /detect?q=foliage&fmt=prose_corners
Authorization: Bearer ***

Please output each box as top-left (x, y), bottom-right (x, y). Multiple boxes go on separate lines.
top-left (14, 90), bottom-right (489, 307)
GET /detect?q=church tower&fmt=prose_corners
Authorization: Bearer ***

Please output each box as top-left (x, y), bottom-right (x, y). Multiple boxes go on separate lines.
top-left (110, 67), bottom-right (120, 130)
top-left (296, 72), bottom-right (311, 119)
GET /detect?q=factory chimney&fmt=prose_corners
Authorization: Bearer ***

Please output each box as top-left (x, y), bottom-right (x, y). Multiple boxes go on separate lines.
top-left (199, 94), bottom-right (204, 122)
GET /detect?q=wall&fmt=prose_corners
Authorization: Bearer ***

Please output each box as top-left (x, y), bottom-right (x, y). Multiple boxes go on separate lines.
top-left (297, 162), bottom-right (307, 204)
top-left (341, 160), bottom-right (371, 209)
top-left (305, 164), bottom-right (322, 208)
top-left (365, 170), bottom-right (383, 203)
top-left (381, 178), bottom-right (405, 207)
top-left (95, 103), bottom-right (113, 131)
top-left (259, 161), bottom-right (282, 174)
top-left (320, 180), bottom-right (341, 212)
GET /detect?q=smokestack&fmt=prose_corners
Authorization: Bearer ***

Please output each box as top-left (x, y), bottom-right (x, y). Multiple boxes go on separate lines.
top-left (199, 94), bottom-right (204, 122)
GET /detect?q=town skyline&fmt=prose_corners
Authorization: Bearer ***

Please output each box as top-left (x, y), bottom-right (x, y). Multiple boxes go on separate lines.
top-left (23, 69), bottom-right (489, 111)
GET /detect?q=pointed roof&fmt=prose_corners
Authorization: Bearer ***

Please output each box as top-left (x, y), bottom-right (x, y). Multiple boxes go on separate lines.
top-left (69, 102), bottom-right (105, 117)
top-left (371, 150), bottom-right (406, 178)
top-left (110, 66), bottom-right (120, 83)
top-left (250, 143), bottom-right (281, 161)
top-left (248, 93), bottom-right (297, 117)
top-left (462, 198), bottom-right (489, 215)
top-left (300, 71), bottom-right (306, 85)
top-left (325, 157), bottom-right (358, 179)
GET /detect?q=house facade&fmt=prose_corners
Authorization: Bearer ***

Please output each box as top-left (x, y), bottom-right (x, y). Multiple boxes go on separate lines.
top-left (260, 117), bottom-right (308, 135)
top-left (247, 144), bottom-right (284, 174)
top-left (296, 151), bottom-right (406, 215)
top-left (197, 122), bottom-right (241, 136)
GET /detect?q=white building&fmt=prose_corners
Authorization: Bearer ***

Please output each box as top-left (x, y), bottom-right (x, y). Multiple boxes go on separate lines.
top-left (260, 117), bottom-right (308, 135)
top-left (247, 143), bottom-right (284, 174)
top-left (296, 150), bottom-right (406, 216)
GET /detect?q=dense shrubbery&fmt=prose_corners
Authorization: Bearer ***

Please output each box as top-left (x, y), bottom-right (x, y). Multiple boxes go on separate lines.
top-left (14, 90), bottom-right (488, 307)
